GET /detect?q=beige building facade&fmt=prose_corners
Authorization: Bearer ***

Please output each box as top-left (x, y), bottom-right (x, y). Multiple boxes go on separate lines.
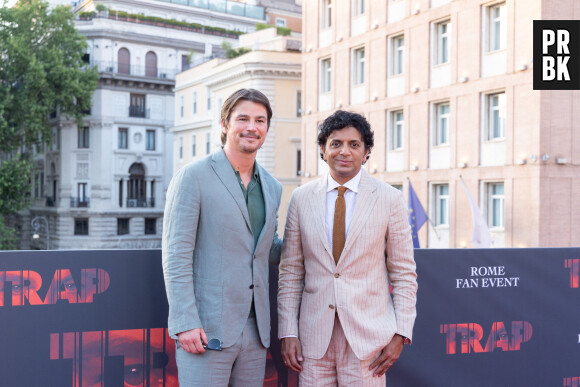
top-left (301, 0), bottom-right (579, 248)
top-left (172, 28), bottom-right (302, 225)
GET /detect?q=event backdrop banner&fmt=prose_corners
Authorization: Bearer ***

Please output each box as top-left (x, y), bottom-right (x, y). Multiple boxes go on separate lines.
top-left (1, 248), bottom-right (579, 386)
top-left (389, 248), bottom-right (580, 387)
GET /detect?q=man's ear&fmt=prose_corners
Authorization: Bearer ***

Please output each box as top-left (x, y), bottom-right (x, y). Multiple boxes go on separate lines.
top-left (221, 120), bottom-right (227, 134)
top-left (320, 144), bottom-right (326, 161)
top-left (362, 149), bottom-right (370, 164)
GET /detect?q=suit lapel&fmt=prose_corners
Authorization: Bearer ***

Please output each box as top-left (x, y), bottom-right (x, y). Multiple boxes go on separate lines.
top-left (210, 150), bottom-right (252, 232)
top-left (341, 170), bottom-right (378, 261)
top-left (308, 176), bottom-right (334, 263)
top-left (255, 163), bottom-right (274, 250)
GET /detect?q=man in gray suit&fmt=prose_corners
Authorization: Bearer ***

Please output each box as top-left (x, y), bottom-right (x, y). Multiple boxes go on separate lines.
top-left (162, 88), bottom-right (282, 386)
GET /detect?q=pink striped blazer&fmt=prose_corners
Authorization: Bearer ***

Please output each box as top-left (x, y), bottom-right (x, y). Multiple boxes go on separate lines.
top-left (278, 170), bottom-right (417, 360)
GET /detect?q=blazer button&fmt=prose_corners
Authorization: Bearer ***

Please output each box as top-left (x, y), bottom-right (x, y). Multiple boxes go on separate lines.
top-left (334, 273), bottom-right (340, 278)
top-left (328, 304), bottom-right (335, 310)
top-left (249, 284), bottom-right (254, 289)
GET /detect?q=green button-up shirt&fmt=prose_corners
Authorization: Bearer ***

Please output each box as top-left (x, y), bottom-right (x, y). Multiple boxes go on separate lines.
top-left (234, 166), bottom-right (265, 250)
top-left (234, 165), bottom-right (265, 318)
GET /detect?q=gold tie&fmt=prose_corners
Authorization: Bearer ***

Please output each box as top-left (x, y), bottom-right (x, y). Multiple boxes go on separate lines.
top-left (333, 186), bottom-right (347, 264)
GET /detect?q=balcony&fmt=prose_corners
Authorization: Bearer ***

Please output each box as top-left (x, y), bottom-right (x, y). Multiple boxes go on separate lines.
top-left (70, 197), bottom-right (90, 208)
top-left (162, 0), bottom-right (265, 20)
top-left (46, 197), bottom-right (56, 207)
top-left (93, 61), bottom-right (179, 80)
top-left (127, 198), bottom-right (155, 208)
top-left (77, 11), bottom-right (244, 38)
top-left (129, 106), bottom-right (150, 118)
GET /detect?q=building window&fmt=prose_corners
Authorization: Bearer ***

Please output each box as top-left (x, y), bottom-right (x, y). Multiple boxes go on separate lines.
top-left (74, 218), bottom-right (89, 235)
top-left (78, 127), bottom-right (89, 149)
top-left (127, 163), bottom-right (146, 207)
top-left (296, 149), bottom-right (302, 177)
top-left (205, 133), bottom-right (211, 155)
top-left (296, 90), bottom-right (302, 117)
top-left (435, 20), bottom-right (450, 64)
top-left (118, 128), bottom-right (128, 149)
top-left (207, 88), bottom-right (211, 110)
top-left (392, 35), bottom-right (404, 75)
top-left (193, 92), bottom-right (197, 114)
top-left (320, 58), bottom-right (332, 93)
top-left (181, 55), bottom-right (190, 72)
top-left (275, 17), bottom-right (286, 27)
top-left (488, 3), bottom-right (506, 52)
top-left (34, 171), bottom-right (44, 198)
top-left (129, 94), bottom-right (146, 118)
top-left (192, 135), bottom-right (197, 157)
top-left (353, 0), bottom-right (365, 16)
top-left (352, 47), bottom-right (365, 85)
top-left (117, 218), bottom-right (129, 235)
top-left (78, 183), bottom-right (88, 207)
top-left (145, 218), bottom-right (157, 235)
top-left (321, 0), bottom-right (332, 29)
top-left (435, 184), bottom-right (449, 226)
top-left (180, 96), bottom-right (184, 118)
top-left (434, 102), bottom-right (450, 145)
top-left (146, 129), bottom-right (155, 151)
top-left (119, 179), bottom-right (123, 207)
top-left (145, 51), bottom-right (157, 77)
top-left (392, 184), bottom-right (403, 192)
top-left (118, 48), bottom-right (130, 74)
top-left (179, 137), bottom-right (183, 159)
top-left (486, 92), bottom-right (506, 140)
top-left (390, 110), bottom-right (404, 150)
top-left (487, 182), bottom-right (504, 228)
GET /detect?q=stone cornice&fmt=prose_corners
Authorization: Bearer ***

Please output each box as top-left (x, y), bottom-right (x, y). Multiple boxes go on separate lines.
top-left (98, 75), bottom-right (175, 93)
top-left (79, 28), bottom-right (210, 52)
top-left (205, 61), bottom-right (301, 89)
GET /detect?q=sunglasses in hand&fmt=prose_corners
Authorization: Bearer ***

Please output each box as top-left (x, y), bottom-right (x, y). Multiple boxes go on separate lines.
top-left (203, 338), bottom-right (223, 351)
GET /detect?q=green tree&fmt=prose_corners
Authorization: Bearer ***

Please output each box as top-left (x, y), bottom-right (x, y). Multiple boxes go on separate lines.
top-left (0, 0), bottom-right (98, 248)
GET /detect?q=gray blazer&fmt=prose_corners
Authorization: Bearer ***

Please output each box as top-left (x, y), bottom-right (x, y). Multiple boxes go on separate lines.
top-left (162, 149), bottom-right (282, 348)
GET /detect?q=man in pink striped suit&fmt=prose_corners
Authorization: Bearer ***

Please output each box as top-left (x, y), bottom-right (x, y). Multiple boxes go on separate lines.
top-left (278, 110), bottom-right (417, 386)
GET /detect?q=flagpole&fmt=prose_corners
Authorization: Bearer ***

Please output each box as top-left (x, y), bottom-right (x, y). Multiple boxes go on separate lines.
top-left (406, 177), bottom-right (440, 241)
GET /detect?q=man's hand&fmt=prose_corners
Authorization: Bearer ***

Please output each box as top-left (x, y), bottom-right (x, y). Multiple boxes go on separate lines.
top-left (281, 337), bottom-right (304, 372)
top-left (369, 334), bottom-right (404, 377)
top-left (177, 328), bottom-right (208, 354)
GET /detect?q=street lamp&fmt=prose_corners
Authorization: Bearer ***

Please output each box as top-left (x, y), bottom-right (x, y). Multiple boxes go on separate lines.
top-left (31, 216), bottom-right (50, 250)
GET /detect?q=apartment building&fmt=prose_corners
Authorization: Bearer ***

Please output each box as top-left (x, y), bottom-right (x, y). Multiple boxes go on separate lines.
top-left (300, 0), bottom-right (579, 247)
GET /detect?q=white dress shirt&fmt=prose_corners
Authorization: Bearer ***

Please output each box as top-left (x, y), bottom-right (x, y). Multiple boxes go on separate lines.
top-left (325, 170), bottom-right (362, 252)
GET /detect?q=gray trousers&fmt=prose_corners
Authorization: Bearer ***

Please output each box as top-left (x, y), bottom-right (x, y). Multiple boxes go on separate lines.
top-left (175, 317), bottom-right (267, 386)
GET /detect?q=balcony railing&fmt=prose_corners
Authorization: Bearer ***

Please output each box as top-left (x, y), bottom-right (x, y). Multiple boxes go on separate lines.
top-left (70, 197), bottom-right (90, 208)
top-left (92, 60), bottom-right (180, 80)
top-left (77, 12), bottom-right (244, 38)
top-left (127, 198), bottom-right (155, 208)
top-left (129, 106), bottom-right (150, 118)
top-left (158, 0), bottom-right (265, 20)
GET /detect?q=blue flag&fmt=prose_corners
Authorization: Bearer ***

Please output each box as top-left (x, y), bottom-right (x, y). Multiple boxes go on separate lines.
top-left (408, 181), bottom-right (428, 248)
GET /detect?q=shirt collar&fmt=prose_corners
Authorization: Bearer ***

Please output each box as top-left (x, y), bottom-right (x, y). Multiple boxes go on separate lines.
top-left (326, 169), bottom-right (362, 194)
top-left (234, 163), bottom-right (260, 183)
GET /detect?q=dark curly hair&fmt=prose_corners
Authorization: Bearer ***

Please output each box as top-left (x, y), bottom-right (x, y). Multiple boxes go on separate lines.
top-left (317, 110), bottom-right (374, 163)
